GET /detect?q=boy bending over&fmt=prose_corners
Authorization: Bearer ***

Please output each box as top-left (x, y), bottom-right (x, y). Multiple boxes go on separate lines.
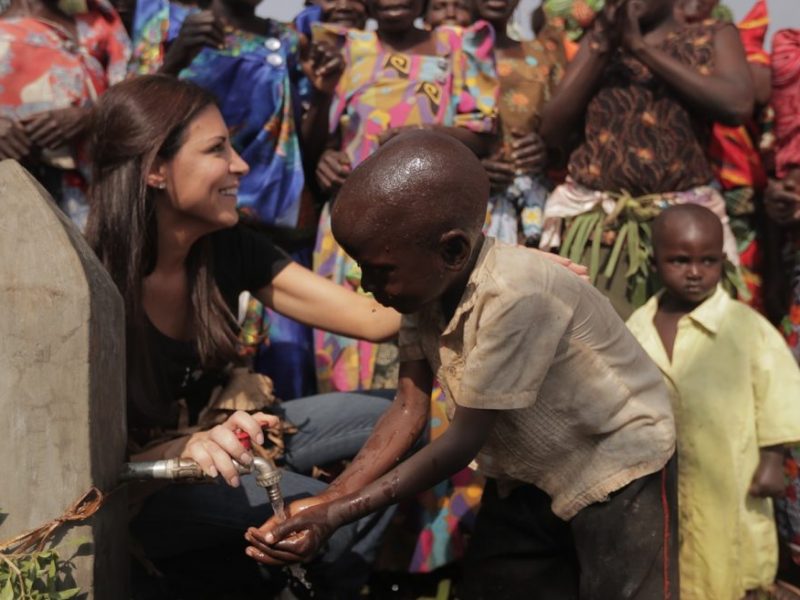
top-left (246, 131), bottom-right (678, 599)
top-left (627, 205), bottom-right (800, 600)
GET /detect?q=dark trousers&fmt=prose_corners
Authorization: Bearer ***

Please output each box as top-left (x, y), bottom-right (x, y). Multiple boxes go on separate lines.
top-left (459, 457), bottom-right (679, 600)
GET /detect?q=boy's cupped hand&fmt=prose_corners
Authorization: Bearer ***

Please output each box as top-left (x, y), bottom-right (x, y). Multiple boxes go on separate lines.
top-left (244, 496), bottom-right (335, 565)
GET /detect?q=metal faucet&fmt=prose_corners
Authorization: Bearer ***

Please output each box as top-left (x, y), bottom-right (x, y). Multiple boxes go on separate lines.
top-left (121, 455), bottom-right (282, 500)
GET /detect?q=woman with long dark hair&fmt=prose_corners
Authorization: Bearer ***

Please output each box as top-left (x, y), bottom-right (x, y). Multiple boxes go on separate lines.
top-left (86, 74), bottom-right (400, 597)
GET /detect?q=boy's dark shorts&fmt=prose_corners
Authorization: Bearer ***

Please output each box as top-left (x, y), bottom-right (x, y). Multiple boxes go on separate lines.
top-left (459, 456), bottom-right (678, 600)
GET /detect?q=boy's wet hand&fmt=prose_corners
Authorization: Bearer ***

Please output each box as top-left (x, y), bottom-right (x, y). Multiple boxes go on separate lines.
top-left (245, 501), bottom-right (335, 565)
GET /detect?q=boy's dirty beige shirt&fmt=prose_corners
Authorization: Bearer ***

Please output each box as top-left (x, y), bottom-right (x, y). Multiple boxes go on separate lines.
top-left (399, 237), bottom-right (675, 519)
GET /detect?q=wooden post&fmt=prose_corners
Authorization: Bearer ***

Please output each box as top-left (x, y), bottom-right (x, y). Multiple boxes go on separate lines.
top-left (0, 160), bottom-right (127, 598)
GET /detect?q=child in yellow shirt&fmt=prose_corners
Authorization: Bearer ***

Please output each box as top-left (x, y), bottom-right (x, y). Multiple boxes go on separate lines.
top-left (627, 204), bottom-right (800, 600)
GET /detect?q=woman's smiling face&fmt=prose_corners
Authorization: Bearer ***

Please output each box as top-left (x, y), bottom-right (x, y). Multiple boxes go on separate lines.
top-left (157, 105), bottom-right (249, 232)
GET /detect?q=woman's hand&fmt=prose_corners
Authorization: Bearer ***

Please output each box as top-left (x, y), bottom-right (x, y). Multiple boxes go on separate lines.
top-left (245, 496), bottom-right (334, 565)
top-left (315, 149), bottom-right (351, 194)
top-left (621, 0), bottom-right (645, 55)
top-left (180, 410), bottom-right (279, 486)
top-left (301, 40), bottom-right (345, 96)
top-left (587, 0), bottom-right (627, 54)
top-left (509, 129), bottom-right (547, 175)
top-left (0, 117), bottom-right (31, 160)
top-left (765, 176), bottom-right (800, 227)
top-left (20, 107), bottom-right (89, 150)
top-left (160, 11), bottom-right (225, 75)
top-left (531, 249), bottom-right (590, 280)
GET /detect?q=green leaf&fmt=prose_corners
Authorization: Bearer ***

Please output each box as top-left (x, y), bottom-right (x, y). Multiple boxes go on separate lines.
top-left (571, 212), bottom-right (599, 265)
top-left (57, 587), bottom-right (80, 599)
top-left (603, 222), bottom-right (628, 280)
top-left (0, 578), bottom-right (14, 600)
top-left (589, 216), bottom-right (603, 283)
top-left (559, 216), bottom-right (580, 258)
top-left (626, 222), bottom-right (640, 277)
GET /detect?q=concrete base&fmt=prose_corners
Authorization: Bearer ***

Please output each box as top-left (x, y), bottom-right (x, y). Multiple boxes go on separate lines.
top-left (0, 160), bottom-right (127, 598)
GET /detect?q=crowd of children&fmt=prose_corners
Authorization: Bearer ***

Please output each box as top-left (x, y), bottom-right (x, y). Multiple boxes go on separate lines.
top-left (2, 0), bottom-right (800, 597)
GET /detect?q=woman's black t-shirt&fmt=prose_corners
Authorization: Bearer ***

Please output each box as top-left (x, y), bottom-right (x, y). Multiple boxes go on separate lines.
top-left (129, 224), bottom-right (291, 436)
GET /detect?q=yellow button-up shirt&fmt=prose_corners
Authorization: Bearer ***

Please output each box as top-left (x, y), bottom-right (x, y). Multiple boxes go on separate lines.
top-left (628, 286), bottom-right (800, 599)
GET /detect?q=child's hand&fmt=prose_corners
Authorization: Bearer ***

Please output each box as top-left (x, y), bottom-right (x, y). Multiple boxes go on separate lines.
top-left (481, 154), bottom-right (516, 190)
top-left (749, 446), bottom-right (786, 498)
top-left (316, 149), bottom-right (351, 194)
top-left (161, 10), bottom-right (225, 74)
top-left (301, 39), bottom-right (345, 95)
top-left (245, 496), bottom-right (335, 565)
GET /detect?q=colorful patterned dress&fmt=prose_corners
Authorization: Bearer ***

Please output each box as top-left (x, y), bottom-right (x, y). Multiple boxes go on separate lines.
top-left (0, 0), bottom-right (130, 228)
top-left (707, 0), bottom-right (769, 311)
top-left (770, 28), bottom-right (800, 569)
top-left (130, 1), bottom-right (318, 400)
top-left (484, 38), bottom-right (564, 245)
top-left (312, 21), bottom-right (497, 393)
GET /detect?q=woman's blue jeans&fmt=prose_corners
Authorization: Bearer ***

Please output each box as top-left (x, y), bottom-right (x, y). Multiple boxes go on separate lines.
top-left (130, 391), bottom-right (395, 593)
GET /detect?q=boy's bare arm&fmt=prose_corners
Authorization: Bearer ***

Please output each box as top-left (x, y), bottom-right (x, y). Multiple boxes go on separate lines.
top-left (321, 359), bottom-right (435, 499)
top-left (749, 445), bottom-right (786, 498)
top-left (246, 399), bottom-right (498, 565)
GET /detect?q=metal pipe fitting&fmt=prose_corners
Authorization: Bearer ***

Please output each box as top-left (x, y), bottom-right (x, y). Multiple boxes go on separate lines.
top-left (120, 455), bottom-right (282, 491)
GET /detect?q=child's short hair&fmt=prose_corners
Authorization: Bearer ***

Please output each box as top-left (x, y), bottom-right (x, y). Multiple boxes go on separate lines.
top-left (651, 204), bottom-right (723, 256)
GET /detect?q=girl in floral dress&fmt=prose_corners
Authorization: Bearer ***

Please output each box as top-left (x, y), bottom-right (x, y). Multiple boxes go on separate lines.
top-left (477, 0), bottom-right (565, 247)
top-left (311, 0), bottom-right (497, 393)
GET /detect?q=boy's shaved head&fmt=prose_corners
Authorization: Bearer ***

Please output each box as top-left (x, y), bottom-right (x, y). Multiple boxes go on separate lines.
top-left (331, 130), bottom-right (489, 250)
top-left (652, 204), bottom-right (723, 257)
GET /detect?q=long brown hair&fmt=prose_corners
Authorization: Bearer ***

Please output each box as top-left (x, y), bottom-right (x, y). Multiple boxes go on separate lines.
top-left (86, 75), bottom-right (240, 423)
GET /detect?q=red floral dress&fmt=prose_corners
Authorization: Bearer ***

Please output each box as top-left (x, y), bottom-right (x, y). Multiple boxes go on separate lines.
top-left (0, 0), bottom-right (130, 227)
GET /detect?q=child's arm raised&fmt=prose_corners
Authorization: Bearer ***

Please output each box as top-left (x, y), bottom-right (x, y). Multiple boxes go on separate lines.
top-left (245, 364), bottom-right (497, 566)
top-left (621, 2), bottom-right (753, 125)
